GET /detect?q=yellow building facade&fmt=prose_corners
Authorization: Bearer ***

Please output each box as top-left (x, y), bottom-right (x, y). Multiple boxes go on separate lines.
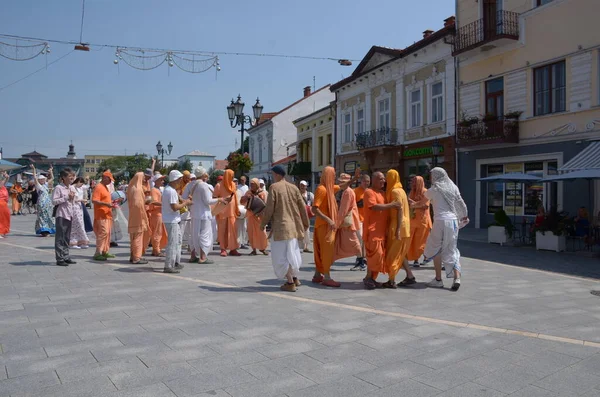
top-left (83, 155), bottom-right (122, 179)
top-left (292, 104), bottom-right (335, 187)
top-left (454, 0), bottom-right (600, 227)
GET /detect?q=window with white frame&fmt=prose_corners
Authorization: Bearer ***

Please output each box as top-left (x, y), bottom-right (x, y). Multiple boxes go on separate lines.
top-left (356, 108), bottom-right (365, 135)
top-left (378, 98), bottom-right (390, 129)
top-left (409, 89), bottom-right (422, 128)
top-left (430, 82), bottom-right (444, 123)
top-left (343, 112), bottom-right (352, 142)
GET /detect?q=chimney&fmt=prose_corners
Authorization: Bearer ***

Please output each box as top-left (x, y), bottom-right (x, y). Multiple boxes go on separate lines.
top-left (423, 30), bottom-right (434, 39)
top-left (303, 86), bottom-right (311, 98)
top-left (444, 16), bottom-right (456, 27)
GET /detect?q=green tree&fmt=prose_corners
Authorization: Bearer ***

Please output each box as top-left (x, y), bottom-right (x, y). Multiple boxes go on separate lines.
top-left (162, 158), bottom-right (193, 175)
top-left (235, 136), bottom-right (250, 155)
top-left (209, 169), bottom-right (224, 186)
top-left (226, 152), bottom-right (253, 178)
top-left (96, 154), bottom-right (152, 183)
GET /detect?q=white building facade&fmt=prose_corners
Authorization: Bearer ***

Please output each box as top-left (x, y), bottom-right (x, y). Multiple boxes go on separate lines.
top-left (247, 86), bottom-right (335, 182)
top-left (178, 150), bottom-right (216, 172)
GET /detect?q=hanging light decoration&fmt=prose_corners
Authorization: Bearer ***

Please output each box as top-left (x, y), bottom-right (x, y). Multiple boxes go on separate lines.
top-left (112, 47), bottom-right (219, 74)
top-left (0, 39), bottom-right (49, 61)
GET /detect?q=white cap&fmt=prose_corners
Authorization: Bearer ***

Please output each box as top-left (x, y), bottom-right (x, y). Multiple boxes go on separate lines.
top-left (194, 166), bottom-right (207, 178)
top-left (38, 174), bottom-right (47, 180)
top-left (259, 179), bottom-right (265, 185)
top-left (168, 170), bottom-right (184, 181)
top-left (299, 180), bottom-right (308, 186)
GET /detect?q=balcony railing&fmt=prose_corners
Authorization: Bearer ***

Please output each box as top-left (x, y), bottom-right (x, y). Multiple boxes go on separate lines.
top-left (355, 127), bottom-right (399, 150)
top-left (456, 118), bottom-right (519, 147)
top-left (453, 11), bottom-right (520, 55)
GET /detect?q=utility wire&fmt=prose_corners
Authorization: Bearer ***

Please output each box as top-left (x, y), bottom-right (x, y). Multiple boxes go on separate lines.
top-left (0, 33), bottom-right (360, 62)
top-left (0, 50), bottom-right (74, 92)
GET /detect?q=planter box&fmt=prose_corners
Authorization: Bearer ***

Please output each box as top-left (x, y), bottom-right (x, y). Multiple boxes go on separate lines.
top-left (488, 225), bottom-right (507, 245)
top-left (536, 231), bottom-right (566, 252)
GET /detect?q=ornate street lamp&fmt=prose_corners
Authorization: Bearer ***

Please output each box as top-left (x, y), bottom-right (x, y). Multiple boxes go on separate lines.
top-left (156, 140), bottom-right (173, 168)
top-left (431, 138), bottom-right (441, 168)
top-left (227, 95), bottom-right (263, 154)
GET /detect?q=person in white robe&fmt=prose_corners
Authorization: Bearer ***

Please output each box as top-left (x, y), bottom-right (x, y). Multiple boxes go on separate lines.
top-left (423, 167), bottom-right (469, 291)
top-left (184, 167), bottom-right (229, 264)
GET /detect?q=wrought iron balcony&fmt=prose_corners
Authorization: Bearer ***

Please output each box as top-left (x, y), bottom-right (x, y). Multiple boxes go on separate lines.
top-left (355, 127), bottom-right (399, 150)
top-left (453, 11), bottom-right (519, 56)
top-left (456, 118), bottom-right (519, 147)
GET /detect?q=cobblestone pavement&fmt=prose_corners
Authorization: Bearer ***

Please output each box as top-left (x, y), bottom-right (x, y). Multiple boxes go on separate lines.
top-left (1, 215), bottom-right (600, 397)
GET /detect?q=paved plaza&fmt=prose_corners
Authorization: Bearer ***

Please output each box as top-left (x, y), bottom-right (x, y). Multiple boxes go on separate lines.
top-left (1, 214), bottom-right (600, 397)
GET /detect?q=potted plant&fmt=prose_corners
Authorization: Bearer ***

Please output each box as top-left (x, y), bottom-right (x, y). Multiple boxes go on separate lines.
top-left (488, 209), bottom-right (512, 245)
top-left (504, 110), bottom-right (523, 120)
top-left (535, 208), bottom-right (567, 252)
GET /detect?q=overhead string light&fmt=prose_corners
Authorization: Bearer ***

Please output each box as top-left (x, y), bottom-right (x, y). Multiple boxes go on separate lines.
top-left (113, 47), bottom-right (219, 73)
top-left (0, 39), bottom-right (49, 61)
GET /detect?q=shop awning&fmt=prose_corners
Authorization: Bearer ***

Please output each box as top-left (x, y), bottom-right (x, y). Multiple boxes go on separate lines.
top-left (559, 141), bottom-right (600, 171)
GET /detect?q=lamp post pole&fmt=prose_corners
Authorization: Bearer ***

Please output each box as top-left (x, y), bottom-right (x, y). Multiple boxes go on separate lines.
top-left (156, 141), bottom-right (173, 169)
top-left (431, 138), bottom-right (441, 169)
top-left (227, 95), bottom-right (264, 155)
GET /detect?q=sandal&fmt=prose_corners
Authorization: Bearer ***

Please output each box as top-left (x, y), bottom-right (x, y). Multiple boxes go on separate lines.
top-left (220, 250), bottom-right (228, 257)
top-left (382, 280), bottom-right (397, 289)
top-left (249, 251), bottom-right (257, 256)
top-left (260, 250), bottom-right (268, 256)
top-left (312, 275), bottom-right (324, 283)
top-left (199, 259), bottom-right (215, 264)
top-left (322, 279), bottom-right (341, 288)
top-left (132, 259), bottom-right (149, 264)
top-left (188, 257), bottom-right (200, 263)
top-left (398, 277), bottom-right (417, 287)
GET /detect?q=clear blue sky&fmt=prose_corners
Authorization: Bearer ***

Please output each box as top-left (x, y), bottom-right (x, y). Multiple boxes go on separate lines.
top-left (0, 0), bottom-right (453, 161)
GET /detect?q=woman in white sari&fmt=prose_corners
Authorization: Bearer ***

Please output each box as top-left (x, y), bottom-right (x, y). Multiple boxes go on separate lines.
top-left (423, 168), bottom-right (469, 291)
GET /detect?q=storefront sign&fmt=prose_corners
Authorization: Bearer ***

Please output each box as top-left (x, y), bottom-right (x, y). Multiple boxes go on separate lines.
top-left (344, 161), bottom-right (358, 174)
top-left (403, 146), bottom-right (445, 158)
top-left (504, 163), bottom-right (524, 216)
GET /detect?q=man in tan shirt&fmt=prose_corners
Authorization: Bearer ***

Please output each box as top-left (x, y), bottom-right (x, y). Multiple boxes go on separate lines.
top-left (261, 165), bottom-right (310, 292)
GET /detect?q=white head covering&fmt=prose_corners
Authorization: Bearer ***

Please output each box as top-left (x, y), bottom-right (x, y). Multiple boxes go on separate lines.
top-left (259, 179), bottom-right (265, 186)
top-left (430, 167), bottom-right (468, 224)
top-left (194, 166), bottom-right (207, 178)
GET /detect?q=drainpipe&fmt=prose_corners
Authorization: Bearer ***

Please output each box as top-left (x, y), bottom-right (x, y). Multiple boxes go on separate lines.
top-left (454, 0), bottom-right (460, 188)
top-left (333, 94), bottom-right (338, 170)
top-left (455, 56), bottom-right (459, 187)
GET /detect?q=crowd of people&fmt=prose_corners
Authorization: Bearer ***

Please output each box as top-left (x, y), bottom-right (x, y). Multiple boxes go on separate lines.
top-left (0, 160), bottom-right (469, 291)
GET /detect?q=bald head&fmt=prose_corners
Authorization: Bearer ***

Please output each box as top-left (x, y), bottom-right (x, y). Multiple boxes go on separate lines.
top-left (371, 172), bottom-right (385, 190)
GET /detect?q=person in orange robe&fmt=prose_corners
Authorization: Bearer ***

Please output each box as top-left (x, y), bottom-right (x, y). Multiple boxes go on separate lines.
top-left (214, 169), bottom-right (241, 256)
top-left (311, 166), bottom-right (341, 287)
top-left (92, 171), bottom-right (115, 261)
top-left (383, 169), bottom-right (415, 288)
top-left (9, 182), bottom-right (23, 215)
top-left (241, 178), bottom-right (268, 255)
top-left (127, 172), bottom-right (150, 264)
top-left (352, 174), bottom-right (370, 270)
top-left (362, 171), bottom-right (401, 290)
top-left (146, 174), bottom-right (168, 256)
top-left (0, 172), bottom-right (10, 237)
top-left (407, 175), bottom-right (432, 267)
top-left (333, 173), bottom-right (362, 262)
